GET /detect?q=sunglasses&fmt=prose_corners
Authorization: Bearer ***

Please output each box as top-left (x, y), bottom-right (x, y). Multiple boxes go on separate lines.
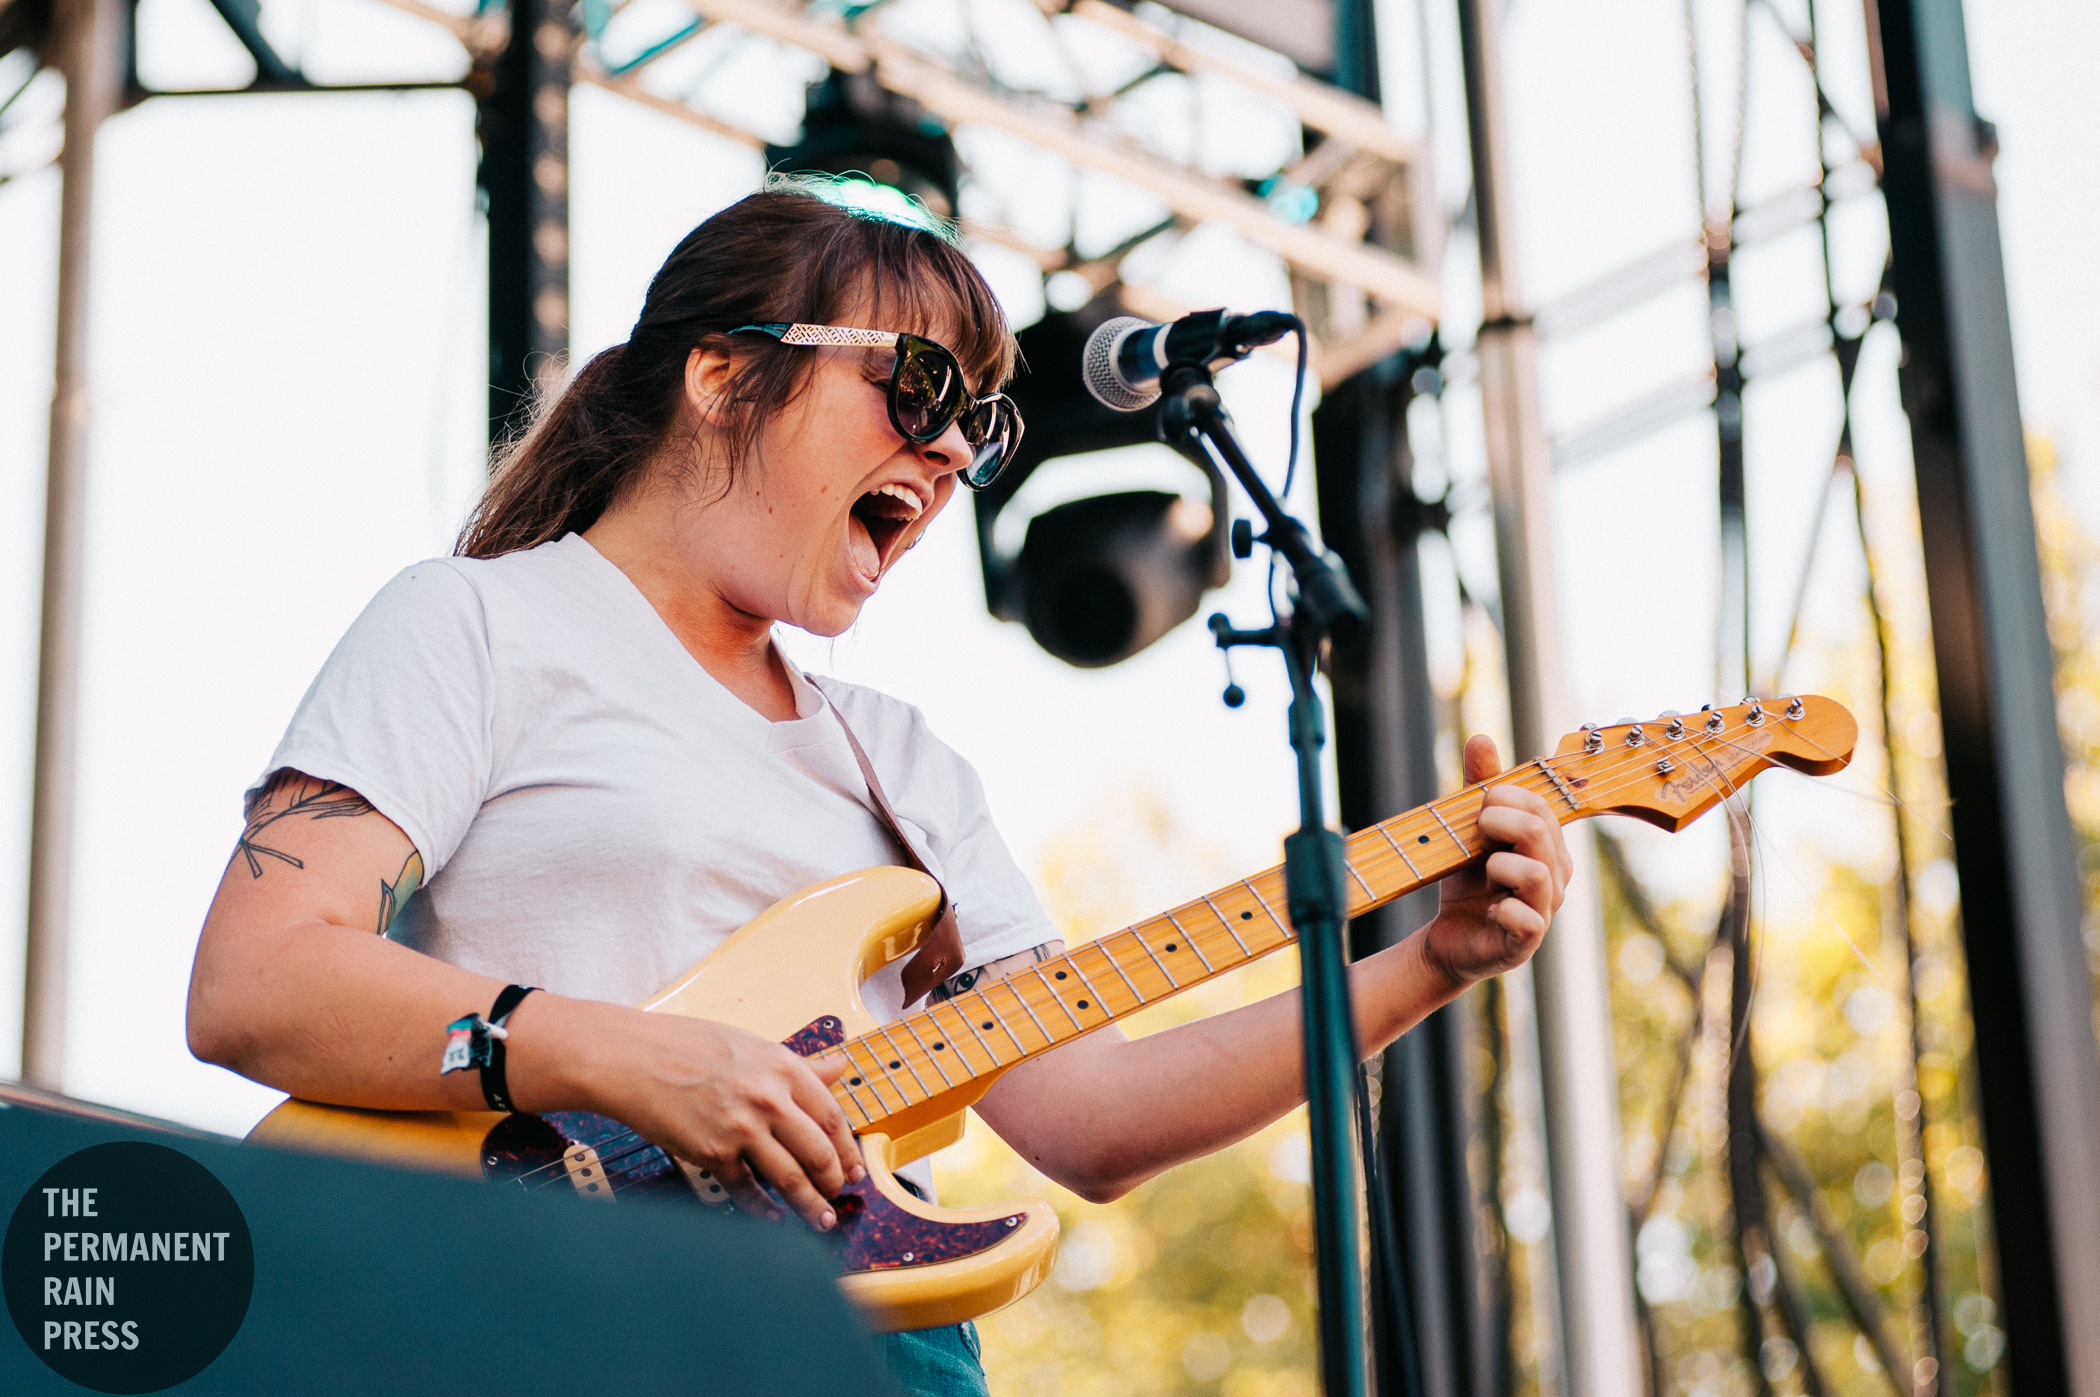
top-left (729, 323), bottom-right (1023, 490)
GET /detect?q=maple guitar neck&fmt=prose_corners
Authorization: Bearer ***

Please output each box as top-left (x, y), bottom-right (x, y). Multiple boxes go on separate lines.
top-left (825, 695), bottom-right (1857, 1140)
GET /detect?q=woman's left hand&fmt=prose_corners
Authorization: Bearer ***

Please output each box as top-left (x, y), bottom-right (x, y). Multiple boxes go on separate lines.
top-left (1418, 734), bottom-right (1574, 991)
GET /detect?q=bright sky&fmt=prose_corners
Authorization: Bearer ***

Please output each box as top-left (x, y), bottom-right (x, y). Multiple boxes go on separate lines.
top-left (0, 0), bottom-right (2092, 1136)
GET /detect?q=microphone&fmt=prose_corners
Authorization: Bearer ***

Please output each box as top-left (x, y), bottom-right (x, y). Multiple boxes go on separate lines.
top-left (1082, 309), bottom-right (1298, 411)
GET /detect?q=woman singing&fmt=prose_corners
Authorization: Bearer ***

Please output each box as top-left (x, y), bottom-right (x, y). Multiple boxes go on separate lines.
top-left (187, 175), bottom-right (1571, 1395)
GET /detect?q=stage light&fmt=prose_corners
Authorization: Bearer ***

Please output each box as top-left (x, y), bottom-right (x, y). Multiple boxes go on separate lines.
top-left (974, 306), bottom-right (1232, 668)
top-left (1012, 491), bottom-right (1220, 668)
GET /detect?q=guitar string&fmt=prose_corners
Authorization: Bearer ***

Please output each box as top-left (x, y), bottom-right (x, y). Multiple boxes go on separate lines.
top-left (504, 736), bottom-right (1742, 1197)
top-left (841, 721), bottom-right (1809, 1099)
top-left (497, 717), bottom-right (1796, 1192)
top-left (508, 742), bottom-right (1750, 1199)
top-left (494, 726), bottom-right (1751, 1194)
top-left (497, 710), bottom-right (1827, 1193)
top-left (1665, 724), bottom-right (1888, 985)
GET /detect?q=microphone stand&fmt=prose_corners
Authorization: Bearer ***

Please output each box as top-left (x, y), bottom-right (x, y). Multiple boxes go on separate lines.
top-left (1158, 360), bottom-right (1373, 1397)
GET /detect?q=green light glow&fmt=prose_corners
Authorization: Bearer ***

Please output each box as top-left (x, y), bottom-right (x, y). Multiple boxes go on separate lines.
top-left (824, 176), bottom-right (947, 234)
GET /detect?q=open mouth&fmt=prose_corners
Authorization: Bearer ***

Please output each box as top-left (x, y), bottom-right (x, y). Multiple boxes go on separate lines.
top-left (850, 482), bottom-right (925, 569)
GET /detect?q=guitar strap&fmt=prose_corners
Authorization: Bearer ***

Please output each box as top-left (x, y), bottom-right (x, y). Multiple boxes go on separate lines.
top-left (812, 683), bottom-right (965, 1007)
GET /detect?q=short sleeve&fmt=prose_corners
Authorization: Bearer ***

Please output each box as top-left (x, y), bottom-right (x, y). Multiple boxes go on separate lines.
top-left (252, 561), bottom-right (496, 877)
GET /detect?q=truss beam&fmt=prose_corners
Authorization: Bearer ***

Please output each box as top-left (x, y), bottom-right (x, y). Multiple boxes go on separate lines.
top-left (1873, 0), bottom-right (2100, 1391)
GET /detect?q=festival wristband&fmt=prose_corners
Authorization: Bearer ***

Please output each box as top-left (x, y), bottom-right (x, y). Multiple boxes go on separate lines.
top-left (439, 984), bottom-right (539, 1112)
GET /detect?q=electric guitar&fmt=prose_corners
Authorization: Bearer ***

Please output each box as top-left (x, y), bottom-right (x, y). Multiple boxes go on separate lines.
top-left (247, 696), bottom-right (1855, 1331)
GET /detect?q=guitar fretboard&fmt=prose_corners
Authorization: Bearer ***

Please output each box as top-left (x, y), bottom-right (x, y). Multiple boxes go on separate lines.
top-left (829, 755), bottom-right (1589, 1132)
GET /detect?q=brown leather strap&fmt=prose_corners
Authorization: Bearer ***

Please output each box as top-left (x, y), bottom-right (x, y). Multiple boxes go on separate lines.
top-left (817, 688), bottom-right (965, 1007)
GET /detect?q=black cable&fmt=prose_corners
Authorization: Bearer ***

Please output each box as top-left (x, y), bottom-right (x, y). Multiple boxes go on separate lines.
top-left (1281, 318), bottom-right (1310, 495)
top-left (1269, 318), bottom-right (1313, 627)
top-left (1356, 1060), bottom-right (1425, 1397)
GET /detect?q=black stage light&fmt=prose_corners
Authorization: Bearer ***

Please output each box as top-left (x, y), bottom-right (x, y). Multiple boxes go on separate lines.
top-left (977, 305), bottom-right (1231, 668)
top-left (1013, 489), bottom-right (1222, 667)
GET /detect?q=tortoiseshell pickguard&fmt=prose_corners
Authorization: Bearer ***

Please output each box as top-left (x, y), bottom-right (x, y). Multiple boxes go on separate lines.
top-left (475, 1014), bottom-right (1026, 1271)
top-left (781, 1015), bottom-right (846, 1058)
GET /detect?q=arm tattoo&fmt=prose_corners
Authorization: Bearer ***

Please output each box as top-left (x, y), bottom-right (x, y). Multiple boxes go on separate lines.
top-left (234, 770), bottom-right (376, 880)
top-left (378, 851), bottom-right (425, 933)
top-left (929, 941), bottom-right (1061, 1002)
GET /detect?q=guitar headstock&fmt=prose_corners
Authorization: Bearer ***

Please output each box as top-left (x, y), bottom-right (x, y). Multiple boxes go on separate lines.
top-left (1547, 695), bottom-right (1857, 831)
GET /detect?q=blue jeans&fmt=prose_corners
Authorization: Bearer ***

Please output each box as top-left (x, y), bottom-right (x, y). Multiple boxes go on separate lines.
top-left (879, 1322), bottom-right (988, 1397)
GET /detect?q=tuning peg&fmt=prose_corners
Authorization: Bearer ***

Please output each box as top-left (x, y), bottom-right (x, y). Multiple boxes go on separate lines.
top-left (1784, 695), bottom-right (1806, 721)
top-left (1664, 715), bottom-right (1687, 740)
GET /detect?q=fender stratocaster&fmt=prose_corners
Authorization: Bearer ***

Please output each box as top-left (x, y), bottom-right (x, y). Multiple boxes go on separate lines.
top-left (247, 696), bottom-right (1855, 1331)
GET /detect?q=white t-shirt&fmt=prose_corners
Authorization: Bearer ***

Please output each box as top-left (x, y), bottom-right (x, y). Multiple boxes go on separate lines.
top-left (256, 531), bottom-right (1055, 1027)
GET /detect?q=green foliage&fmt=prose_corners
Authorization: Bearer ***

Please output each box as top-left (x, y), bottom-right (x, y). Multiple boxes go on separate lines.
top-left (933, 437), bottom-right (2100, 1394)
top-left (934, 791), bottom-right (1321, 1396)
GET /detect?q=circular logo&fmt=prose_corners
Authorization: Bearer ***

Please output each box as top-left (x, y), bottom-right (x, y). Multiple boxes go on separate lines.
top-left (3, 1142), bottom-right (254, 1393)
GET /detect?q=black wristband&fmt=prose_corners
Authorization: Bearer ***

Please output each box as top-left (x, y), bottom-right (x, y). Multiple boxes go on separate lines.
top-left (479, 985), bottom-right (537, 1113)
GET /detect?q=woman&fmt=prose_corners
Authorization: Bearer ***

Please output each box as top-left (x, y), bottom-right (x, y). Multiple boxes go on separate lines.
top-left (187, 175), bottom-right (1572, 1394)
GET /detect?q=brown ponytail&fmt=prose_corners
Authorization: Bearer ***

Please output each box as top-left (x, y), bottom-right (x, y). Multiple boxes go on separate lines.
top-left (457, 173), bottom-right (1017, 560)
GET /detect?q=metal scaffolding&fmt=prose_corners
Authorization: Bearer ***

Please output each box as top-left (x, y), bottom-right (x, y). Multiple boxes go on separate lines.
top-left (7, 1), bottom-right (2096, 1393)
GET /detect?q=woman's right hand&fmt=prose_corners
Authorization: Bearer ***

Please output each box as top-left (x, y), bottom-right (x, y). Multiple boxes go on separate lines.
top-left (189, 770), bottom-right (861, 1230)
top-left (516, 998), bottom-right (864, 1230)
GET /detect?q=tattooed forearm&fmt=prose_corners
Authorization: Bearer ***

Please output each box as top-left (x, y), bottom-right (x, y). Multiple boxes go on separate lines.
top-left (930, 941), bottom-right (1063, 1002)
top-left (377, 850), bottom-right (425, 933)
top-left (235, 770), bottom-right (377, 880)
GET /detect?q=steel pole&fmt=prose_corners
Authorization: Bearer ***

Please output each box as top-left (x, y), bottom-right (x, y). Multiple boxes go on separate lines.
top-left (1454, 2), bottom-right (1641, 1392)
top-left (24, 0), bottom-right (128, 1090)
top-left (1318, 0), bottom-right (1497, 1389)
top-left (479, 0), bottom-right (572, 448)
top-left (1870, 1), bottom-right (2100, 1390)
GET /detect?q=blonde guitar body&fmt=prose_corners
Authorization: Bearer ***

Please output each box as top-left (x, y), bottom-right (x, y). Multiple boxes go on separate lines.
top-left (248, 697), bottom-right (1858, 1337)
top-left (249, 867), bottom-right (1059, 1333)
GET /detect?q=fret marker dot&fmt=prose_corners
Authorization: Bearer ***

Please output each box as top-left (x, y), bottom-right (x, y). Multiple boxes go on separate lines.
top-left (1055, 971), bottom-right (1067, 980)
top-left (982, 1022), bottom-right (993, 1030)
top-left (849, 1077), bottom-right (862, 1086)
top-left (1077, 1000), bottom-right (1089, 1010)
top-left (933, 1042), bottom-right (945, 1051)
top-left (1241, 911), bottom-right (1253, 920)
top-left (1417, 834), bottom-right (1430, 844)
top-left (1165, 943), bottom-right (1177, 952)
top-left (888, 1061), bottom-right (901, 1069)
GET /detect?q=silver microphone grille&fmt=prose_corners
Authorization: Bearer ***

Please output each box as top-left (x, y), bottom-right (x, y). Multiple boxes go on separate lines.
top-left (1081, 316), bottom-right (1162, 412)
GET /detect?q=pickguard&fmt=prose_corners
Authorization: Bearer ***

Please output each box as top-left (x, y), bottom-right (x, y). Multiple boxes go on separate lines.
top-left (477, 1015), bottom-right (1025, 1272)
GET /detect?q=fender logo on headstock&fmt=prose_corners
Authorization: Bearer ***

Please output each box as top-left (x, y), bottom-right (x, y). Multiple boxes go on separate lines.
top-left (1549, 697), bottom-right (1856, 833)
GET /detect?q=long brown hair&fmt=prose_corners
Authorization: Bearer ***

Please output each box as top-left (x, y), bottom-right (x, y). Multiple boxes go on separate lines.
top-left (457, 174), bottom-right (1017, 559)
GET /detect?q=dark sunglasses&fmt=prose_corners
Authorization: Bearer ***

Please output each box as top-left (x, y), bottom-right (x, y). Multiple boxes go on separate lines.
top-left (729, 323), bottom-right (1024, 490)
